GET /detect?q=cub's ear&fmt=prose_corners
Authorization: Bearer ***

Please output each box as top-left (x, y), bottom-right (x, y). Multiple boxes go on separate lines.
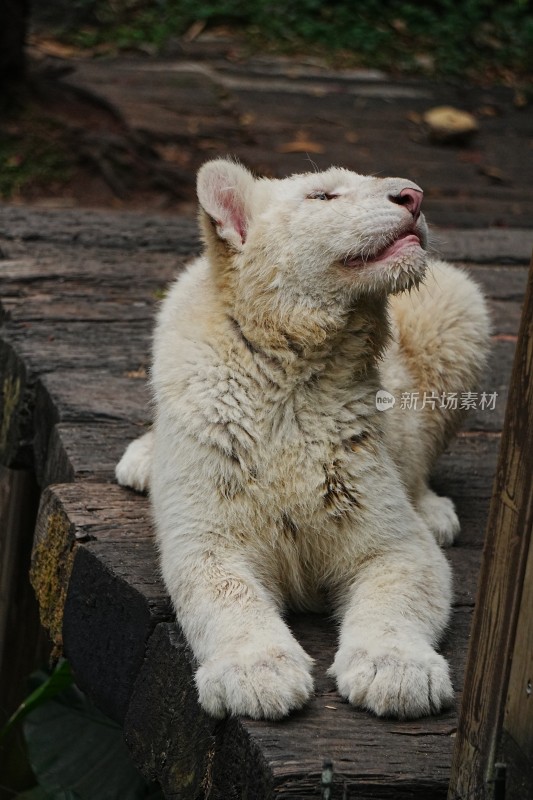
top-left (197, 159), bottom-right (255, 250)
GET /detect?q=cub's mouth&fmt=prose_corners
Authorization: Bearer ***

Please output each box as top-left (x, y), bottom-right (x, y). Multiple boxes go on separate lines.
top-left (344, 231), bottom-right (423, 269)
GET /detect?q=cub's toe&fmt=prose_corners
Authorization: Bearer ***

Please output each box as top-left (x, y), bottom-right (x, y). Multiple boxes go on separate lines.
top-left (330, 644), bottom-right (453, 719)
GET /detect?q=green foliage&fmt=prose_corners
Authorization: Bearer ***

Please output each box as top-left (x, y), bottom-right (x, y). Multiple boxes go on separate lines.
top-left (1, 662), bottom-right (163, 800)
top-left (0, 114), bottom-right (72, 200)
top-left (0, 661), bottom-right (74, 743)
top-left (56, 0), bottom-right (533, 78)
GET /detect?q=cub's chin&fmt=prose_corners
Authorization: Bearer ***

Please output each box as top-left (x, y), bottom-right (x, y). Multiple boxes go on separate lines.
top-left (340, 235), bottom-right (427, 297)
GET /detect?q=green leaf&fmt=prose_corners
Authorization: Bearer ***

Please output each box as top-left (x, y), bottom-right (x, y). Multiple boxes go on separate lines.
top-left (14, 788), bottom-right (54, 799)
top-left (23, 683), bottom-right (159, 800)
top-left (0, 661), bottom-right (74, 743)
top-left (14, 788), bottom-right (76, 799)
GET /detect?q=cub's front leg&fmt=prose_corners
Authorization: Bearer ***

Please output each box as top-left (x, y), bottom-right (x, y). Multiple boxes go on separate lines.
top-left (329, 521), bottom-right (453, 719)
top-left (158, 538), bottom-right (314, 720)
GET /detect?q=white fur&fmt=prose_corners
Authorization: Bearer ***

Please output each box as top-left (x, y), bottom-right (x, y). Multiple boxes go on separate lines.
top-left (115, 431), bottom-right (153, 493)
top-left (116, 160), bottom-right (490, 720)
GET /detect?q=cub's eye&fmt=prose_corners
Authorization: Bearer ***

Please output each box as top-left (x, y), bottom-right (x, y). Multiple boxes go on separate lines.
top-left (307, 191), bottom-right (338, 201)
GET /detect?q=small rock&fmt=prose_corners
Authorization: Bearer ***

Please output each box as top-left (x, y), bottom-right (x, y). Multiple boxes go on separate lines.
top-left (423, 106), bottom-right (478, 145)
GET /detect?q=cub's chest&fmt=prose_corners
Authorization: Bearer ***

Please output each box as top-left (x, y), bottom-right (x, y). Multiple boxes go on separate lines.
top-left (254, 390), bottom-right (380, 516)
top-left (187, 355), bottom-right (382, 515)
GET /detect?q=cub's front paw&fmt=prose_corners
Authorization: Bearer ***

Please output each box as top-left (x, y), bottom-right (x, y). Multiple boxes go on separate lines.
top-left (195, 643), bottom-right (314, 720)
top-left (329, 643), bottom-right (453, 719)
top-left (418, 490), bottom-right (460, 547)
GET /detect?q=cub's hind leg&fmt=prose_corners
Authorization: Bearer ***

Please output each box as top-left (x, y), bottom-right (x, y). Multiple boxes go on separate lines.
top-left (116, 430), bottom-right (154, 492)
top-left (415, 486), bottom-right (460, 547)
top-left (385, 259), bottom-right (490, 545)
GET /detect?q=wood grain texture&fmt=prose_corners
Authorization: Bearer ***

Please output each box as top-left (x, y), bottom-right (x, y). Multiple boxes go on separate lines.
top-left (0, 467), bottom-right (42, 719)
top-left (0, 207), bottom-right (525, 798)
top-left (501, 540), bottom-right (533, 800)
top-left (504, 536), bottom-right (533, 758)
top-left (449, 254), bottom-right (533, 799)
top-left (63, 539), bottom-right (172, 722)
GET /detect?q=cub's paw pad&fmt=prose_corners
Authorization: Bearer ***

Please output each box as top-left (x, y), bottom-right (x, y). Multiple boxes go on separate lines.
top-left (115, 433), bottom-right (153, 493)
top-left (418, 492), bottom-right (460, 547)
top-left (195, 645), bottom-right (314, 720)
top-left (329, 645), bottom-right (453, 719)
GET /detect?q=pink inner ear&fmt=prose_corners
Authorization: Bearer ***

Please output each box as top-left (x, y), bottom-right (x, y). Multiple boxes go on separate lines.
top-left (212, 175), bottom-right (248, 243)
top-left (229, 198), bottom-right (247, 243)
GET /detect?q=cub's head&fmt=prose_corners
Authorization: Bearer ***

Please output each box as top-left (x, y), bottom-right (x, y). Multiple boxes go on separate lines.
top-left (198, 159), bottom-right (428, 305)
top-left (197, 159), bottom-right (428, 352)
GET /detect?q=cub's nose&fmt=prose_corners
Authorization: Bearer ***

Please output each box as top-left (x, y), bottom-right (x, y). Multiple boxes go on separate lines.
top-left (388, 187), bottom-right (423, 220)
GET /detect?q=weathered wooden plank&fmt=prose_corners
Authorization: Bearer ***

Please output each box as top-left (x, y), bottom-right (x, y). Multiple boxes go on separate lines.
top-left (0, 467), bottom-right (42, 716)
top-left (32, 371), bottom-right (149, 483)
top-left (0, 204), bottom-right (525, 799)
top-left (456, 265), bottom-right (528, 299)
top-left (35, 369), bottom-right (150, 423)
top-left (449, 256), bottom-right (533, 798)
top-left (123, 607), bottom-right (473, 800)
top-left (0, 340), bottom-right (29, 467)
top-left (30, 481), bottom-right (163, 725)
top-left (124, 622), bottom-right (218, 799)
top-left (63, 539), bottom-right (171, 723)
top-left (459, 339), bottom-right (515, 433)
top-left (43, 421), bottom-right (148, 486)
top-left (0, 207), bottom-right (200, 253)
top-left (1, 292), bottom-right (163, 324)
top-left (0, 251), bottom-right (184, 285)
top-left (448, 548), bottom-right (482, 607)
top-left (30, 482), bottom-right (154, 649)
top-left (1, 263), bottom-right (526, 337)
top-left (28, 471), bottom-right (482, 799)
top-left (436, 434), bottom-right (500, 494)
top-left (500, 528), bottom-right (533, 799)
top-left (5, 322), bottom-right (152, 373)
top-left (0, 466), bottom-right (47, 791)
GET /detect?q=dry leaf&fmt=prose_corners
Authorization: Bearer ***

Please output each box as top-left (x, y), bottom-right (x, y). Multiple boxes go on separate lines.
top-left (391, 18), bottom-right (407, 34)
top-left (240, 113), bottom-right (256, 127)
top-left (31, 37), bottom-right (82, 59)
top-left (277, 132), bottom-right (324, 154)
top-left (514, 90), bottom-right (528, 109)
top-left (125, 367), bottom-right (147, 379)
top-left (183, 20), bottom-right (206, 42)
top-left (478, 165), bottom-right (507, 183)
top-left (477, 104), bottom-right (500, 118)
top-left (154, 144), bottom-right (190, 166)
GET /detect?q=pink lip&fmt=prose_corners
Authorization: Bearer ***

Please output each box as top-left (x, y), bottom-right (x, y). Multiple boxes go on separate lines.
top-left (372, 233), bottom-right (422, 262)
top-left (345, 233), bottom-right (422, 268)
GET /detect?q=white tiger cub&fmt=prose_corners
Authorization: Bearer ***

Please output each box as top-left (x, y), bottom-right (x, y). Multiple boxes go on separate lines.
top-left (116, 159), bottom-right (490, 720)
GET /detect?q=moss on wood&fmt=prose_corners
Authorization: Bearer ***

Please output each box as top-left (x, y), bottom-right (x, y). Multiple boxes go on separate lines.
top-left (30, 511), bottom-right (75, 653)
top-left (0, 374), bottom-right (21, 455)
